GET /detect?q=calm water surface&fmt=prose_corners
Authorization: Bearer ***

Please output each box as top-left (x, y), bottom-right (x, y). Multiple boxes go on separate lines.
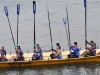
top-left (0, 0), bottom-right (100, 75)
top-left (0, 63), bottom-right (100, 75)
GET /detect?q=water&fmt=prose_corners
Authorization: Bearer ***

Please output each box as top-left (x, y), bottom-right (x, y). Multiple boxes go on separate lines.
top-left (0, 0), bottom-right (100, 75)
top-left (0, 63), bottom-right (100, 75)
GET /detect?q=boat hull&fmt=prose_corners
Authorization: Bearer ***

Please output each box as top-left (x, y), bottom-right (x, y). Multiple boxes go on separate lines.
top-left (0, 55), bottom-right (100, 67)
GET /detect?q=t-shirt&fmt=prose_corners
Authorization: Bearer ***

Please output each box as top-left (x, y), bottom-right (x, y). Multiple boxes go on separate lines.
top-left (18, 50), bottom-right (23, 58)
top-left (70, 46), bottom-right (80, 56)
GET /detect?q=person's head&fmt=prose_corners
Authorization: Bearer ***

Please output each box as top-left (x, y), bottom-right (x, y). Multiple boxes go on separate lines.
top-left (1, 46), bottom-right (4, 50)
top-left (90, 40), bottom-right (95, 46)
top-left (37, 46), bottom-right (41, 51)
top-left (56, 43), bottom-right (60, 49)
top-left (34, 50), bottom-right (36, 53)
top-left (90, 40), bottom-right (94, 44)
top-left (37, 44), bottom-right (39, 46)
top-left (74, 42), bottom-right (77, 46)
top-left (58, 46), bottom-right (61, 50)
top-left (17, 48), bottom-right (21, 52)
top-left (17, 46), bottom-right (21, 50)
top-left (56, 43), bottom-right (60, 46)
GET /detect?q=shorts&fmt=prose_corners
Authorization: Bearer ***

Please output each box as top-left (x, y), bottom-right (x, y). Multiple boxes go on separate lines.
top-left (68, 53), bottom-right (79, 58)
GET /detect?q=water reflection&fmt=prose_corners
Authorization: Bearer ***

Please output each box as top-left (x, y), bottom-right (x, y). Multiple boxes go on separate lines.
top-left (0, 63), bottom-right (100, 75)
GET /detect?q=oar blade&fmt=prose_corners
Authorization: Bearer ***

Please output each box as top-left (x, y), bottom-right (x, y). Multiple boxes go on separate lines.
top-left (17, 4), bottom-right (20, 15)
top-left (33, 1), bottom-right (36, 14)
top-left (4, 6), bottom-right (9, 17)
top-left (63, 18), bottom-right (67, 25)
top-left (84, 0), bottom-right (87, 8)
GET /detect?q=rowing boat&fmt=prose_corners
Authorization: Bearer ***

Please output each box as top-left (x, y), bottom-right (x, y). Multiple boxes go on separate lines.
top-left (0, 49), bottom-right (99, 67)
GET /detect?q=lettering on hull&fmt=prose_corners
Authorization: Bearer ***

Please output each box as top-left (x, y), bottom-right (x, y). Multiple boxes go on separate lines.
top-left (8, 62), bottom-right (31, 66)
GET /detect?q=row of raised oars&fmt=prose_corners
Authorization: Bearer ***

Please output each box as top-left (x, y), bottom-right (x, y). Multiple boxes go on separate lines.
top-left (3, 0), bottom-right (87, 54)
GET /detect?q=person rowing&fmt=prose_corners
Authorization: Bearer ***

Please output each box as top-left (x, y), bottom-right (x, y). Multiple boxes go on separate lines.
top-left (50, 43), bottom-right (62, 59)
top-left (36, 44), bottom-right (43, 59)
top-left (0, 46), bottom-right (6, 56)
top-left (9, 46), bottom-right (24, 61)
top-left (32, 46), bottom-right (42, 60)
top-left (81, 40), bottom-right (96, 57)
top-left (68, 42), bottom-right (80, 58)
top-left (0, 51), bottom-right (6, 62)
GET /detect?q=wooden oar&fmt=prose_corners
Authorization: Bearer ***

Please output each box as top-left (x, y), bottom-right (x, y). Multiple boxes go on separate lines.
top-left (84, 0), bottom-right (87, 49)
top-left (17, 4), bottom-right (20, 47)
top-left (47, 4), bottom-right (53, 51)
top-left (63, 18), bottom-right (70, 50)
top-left (33, 1), bottom-right (36, 50)
top-left (66, 4), bottom-right (71, 53)
top-left (4, 6), bottom-right (16, 48)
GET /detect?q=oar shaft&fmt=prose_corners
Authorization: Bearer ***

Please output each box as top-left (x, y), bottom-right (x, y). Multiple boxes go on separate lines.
top-left (17, 4), bottom-right (20, 46)
top-left (66, 5), bottom-right (71, 53)
top-left (7, 17), bottom-right (15, 46)
top-left (66, 7), bottom-right (71, 45)
top-left (34, 14), bottom-right (36, 50)
top-left (17, 15), bottom-right (19, 45)
top-left (85, 6), bottom-right (87, 46)
top-left (33, 1), bottom-right (36, 50)
top-left (47, 4), bottom-right (53, 50)
top-left (65, 25), bottom-right (69, 46)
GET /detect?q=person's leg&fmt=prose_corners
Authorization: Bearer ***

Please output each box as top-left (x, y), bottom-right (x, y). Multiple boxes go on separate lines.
top-left (82, 51), bottom-right (90, 57)
top-left (68, 54), bottom-right (73, 58)
top-left (80, 51), bottom-right (87, 56)
top-left (40, 54), bottom-right (43, 60)
top-left (9, 56), bottom-right (17, 61)
top-left (50, 54), bottom-right (55, 59)
top-left (97, 52), bottom-right (100, 55)
top-left (81, 50), bottom-right (90, 56)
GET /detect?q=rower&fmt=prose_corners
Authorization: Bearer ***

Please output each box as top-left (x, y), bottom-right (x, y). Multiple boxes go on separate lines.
top-left (0, 51), bottom-right (6, 62)
top-left (17, 47), bottom-right (24, 61)
top-left (68, 42), bottom-right (80, 58)
top-left (81, 40), bottom-right (96, 57)
top-left (50, 43), bottom-right (62, 59)
top-left (32, 46), bottom-right (42, 60)
top-left (36, 44), bottom-right (43, 59)
top-left (9, 46), bottom-right (24, 61)
top-left (0, 46), bottom-right (6, 56)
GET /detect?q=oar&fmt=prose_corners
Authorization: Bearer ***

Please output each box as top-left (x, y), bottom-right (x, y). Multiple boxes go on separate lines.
top-left (66, 4), bottom-right (71, 53)
top-left (63, 18), bottom-right (70, 51)
top-left (33, 1), bottom-right (36, 50)
top-left (84, 0), bottom-right (87, 48)
top-left (17, 4), bottom-right (20, 47)
top-left (4, 6), bottom-right (16, 48)
top-left (47, 4), bottom-right (53, 51)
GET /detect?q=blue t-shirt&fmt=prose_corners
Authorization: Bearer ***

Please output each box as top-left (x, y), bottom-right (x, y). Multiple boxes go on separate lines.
top-left (70, 46), bottom-right (80, 57)
top-left (18, 50), bottom-right (23, 58)
top-left (37, 46), bottom-right (43, 54)
top-left (86, 41), bottom-right (96, 50)
top-left (0, 52), bottom-right (5, 62)
top-left (39, 49), bottom-right (42, 54)
top-left (0, 50), bottom-right (6, 56)
top-left (32, 53), bottom-right (40, 59)
top-left (91, 43), bottom-right (96, 50)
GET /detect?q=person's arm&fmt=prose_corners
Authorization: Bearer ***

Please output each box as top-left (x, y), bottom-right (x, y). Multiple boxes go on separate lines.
top-left (54, 50), bottom-right (60, 56)
top-left (5, 50), bottom-right (6, 56)
top-left (40, 49), bottom-right (43, 54)
top-left (70, 46), bottom-right (74, 50)
top-left (86, 41), bottom-right (91, 45)
top-left (70, 46), bottom-right (78, 51)
top-left (86, 46), bottom-right (92, 50)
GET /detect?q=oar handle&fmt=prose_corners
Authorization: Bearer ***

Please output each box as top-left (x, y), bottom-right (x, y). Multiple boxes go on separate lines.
top-left (33, 1), bottom-right (36, 14)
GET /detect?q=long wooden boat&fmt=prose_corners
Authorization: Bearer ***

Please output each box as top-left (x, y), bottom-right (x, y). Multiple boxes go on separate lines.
top-left (0, 49), bottom-right (100, 67)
